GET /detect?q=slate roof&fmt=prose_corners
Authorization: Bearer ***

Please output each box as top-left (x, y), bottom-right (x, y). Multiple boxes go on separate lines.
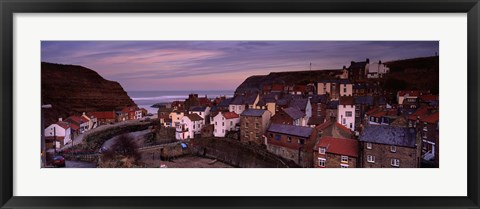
top-left (308, 116), bottom-right (325, 126)
top-left (326, 100), bottom-right (339, 109)
top-left (268, 123), bottom-right (314, 138)
top-left (315, 137), bottom-right (359, 158)
top-left (420, 111), bottom-right (439, 124)
top-left (310, 94), bottom-right (328, 104)
top-left (355, 96), bottom-right (374, 105)
top-left (185, 113), bottom-right (203, 121)
top-left (289, 98), bottom-right (308, 111)
top-left (241, 109), bottom-right (267, 117)
top-left (218, 98), bottom-right (233, 107)
top-left (359, 125), bottom-right (417, 147)
top-left (190, 106), bottom-right (208, 112)
top-left (283, 107), bottom-right (305, 120)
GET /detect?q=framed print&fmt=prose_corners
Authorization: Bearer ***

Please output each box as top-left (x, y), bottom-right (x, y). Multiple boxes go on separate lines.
top-left (1, 0), bottom-right (479, 209)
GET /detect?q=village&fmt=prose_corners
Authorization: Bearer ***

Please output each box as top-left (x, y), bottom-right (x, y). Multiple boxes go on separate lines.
top-left (43, 58), bottom-right (439, 168)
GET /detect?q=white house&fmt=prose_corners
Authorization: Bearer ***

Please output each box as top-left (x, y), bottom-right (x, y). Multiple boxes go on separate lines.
top-left (175, 113), bottom-right (204, 140)
top-left (44, 119), bottom-right (72, 148)
top-left (189, 106), bottom-right (211, 120)
top-left (338, 96), bottom-right (356, 131)
top-left (397, 90), bottom-right (421, 105)
top-left (367, 60), bottom-right (390, 78)
top-left (212, 111), bottom-right (240, 137)
top-left (229, 94), bottom-right (259, 114)
top-left (339, 80), bottom-right (353, 97)
top-left (81, 112), bottom-right (98, 130)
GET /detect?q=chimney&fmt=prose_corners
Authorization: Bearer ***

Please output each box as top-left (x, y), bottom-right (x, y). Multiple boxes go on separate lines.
top-left (379, 60), bottom-right (382, 64)
top-left (351, 61), bottom-right (354, 65)
top-left (58, 118), bottom-right (62, 122)
top-left (343, 65), bottom-right (346, 70)
top-left (366, 58), bottom-right (370, 63)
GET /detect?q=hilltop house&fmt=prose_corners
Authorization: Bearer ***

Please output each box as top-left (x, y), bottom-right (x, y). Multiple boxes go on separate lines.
top-left (367, 60), bottom-right (389, 78)
top-left (338, 96), bottom-right (356, 131)
top-left (359, 125), bottom-right (419, 168)
top-left (318, 80), bottom-right (340, 100)
top-left (348, 58), bottom-right (369, 81)
top-left (339, 79), bottom-right (353, 97)
top-left (212, 111), bottom-right (240, 137)
top-left (313, 137), bottom-right (359, 168)
top-left (266, 124), bottom-right (317, 167)
top-left (240, 109), bottom-right (272, 145)
top-left (175, 113), bottom-right (204, 140)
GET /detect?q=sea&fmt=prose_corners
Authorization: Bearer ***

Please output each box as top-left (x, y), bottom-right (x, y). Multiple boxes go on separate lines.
top-left (127, 90), bottom-right (234, 114)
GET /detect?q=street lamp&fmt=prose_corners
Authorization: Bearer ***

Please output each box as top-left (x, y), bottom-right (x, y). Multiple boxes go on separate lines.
top-left (41, 104), bottom-right (52, 168)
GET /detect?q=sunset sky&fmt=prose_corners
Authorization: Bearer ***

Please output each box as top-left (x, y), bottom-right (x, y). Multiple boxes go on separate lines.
top-left (41, 41), bottom-right (439, 91)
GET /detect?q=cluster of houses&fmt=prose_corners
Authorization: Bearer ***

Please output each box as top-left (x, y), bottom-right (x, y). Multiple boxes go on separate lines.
top-left (43, 106), bottom-right (148, 149)
top-left (157, 58), bottom-right (438, 168)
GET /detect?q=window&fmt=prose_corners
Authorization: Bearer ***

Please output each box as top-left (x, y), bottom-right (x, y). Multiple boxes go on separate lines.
top-left (340, 164), bottom-right (349, 168)
top-left (230, 121), bottom-right (233, 126)
top-left (390, 146), bottom-right (396, 153)
top-left (341, 156), bottom-right (348, 163)
top-left (214, 129), bottom-right (217, 133)
top-left (215, 122), bottom-right (217, 125)
top-left (232, 106), bottom-right (236, 110)
top-left (342, 118), bottom-right (346, 124)
top-left (366, 143), bottom-right (372, 149)
top-left (255, 123), bottom-right (259, 129)
top-left (349, 123), bottom-right (352, 129)
top-left (343, 88), bottom-right (346, 93)
top-left (245, 122), bottom-right (249, 127)
top-left (298, 139), bottom-right (305, 145)
top-left (222, 117), bottom-right (225, 120)
top-left (318, 158), bottom-right (326, 167)
top-left (275, 135), bottom-right (281, 141)
top-left (287, 136), bottom-right (292, 143)
top-left (367, 155), bottom-right (375, 163)
top-left (319, 147), bottom-right (326, 154)
top-left (222, 129), bottom-right (225, 133)
top-left (391, 159), bottom-right (400, 167)
top-left (346, 111), bottom-right (352, 117)
top-left (222, 122), bottom-right (225, 126)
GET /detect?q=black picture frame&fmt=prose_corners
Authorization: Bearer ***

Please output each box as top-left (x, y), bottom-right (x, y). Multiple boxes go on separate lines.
top-left (1, 0), bottom-right (479, 208)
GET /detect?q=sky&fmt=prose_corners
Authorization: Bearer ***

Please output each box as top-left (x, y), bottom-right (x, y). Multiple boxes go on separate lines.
top-left (41, 41), bottom-right (439, 91)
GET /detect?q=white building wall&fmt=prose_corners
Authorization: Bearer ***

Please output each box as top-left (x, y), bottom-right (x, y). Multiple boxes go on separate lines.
top-left (337, 104), bottom-right (356, 131)
top-left (340, 84), bottom-right (353, 96)
top-left (229, 104), bottom-right (245, 115)
top-left (44, 124), bottom-right (72, 145)
top-left (213, 113), bottom-right (240, 137)
top-left (317, 83), bottom-right (331, 95)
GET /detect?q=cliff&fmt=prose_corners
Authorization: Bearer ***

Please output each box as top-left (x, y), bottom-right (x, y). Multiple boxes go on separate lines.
top-left (41, 62), bottom-right (136, 124)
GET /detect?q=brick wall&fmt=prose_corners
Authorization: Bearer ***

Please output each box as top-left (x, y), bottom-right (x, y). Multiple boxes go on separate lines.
top-left (313, 151), bottom-right (358, 168)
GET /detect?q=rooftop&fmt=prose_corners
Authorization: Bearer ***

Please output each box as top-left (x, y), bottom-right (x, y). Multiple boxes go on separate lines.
top-left (268, 123), bottom-right (314, 138)
top-left (315, 137), bottom-right (359, 158)
top-left (359, 125), bottom-right (417, 147)
top-left (282, 107), bottom-right (305, 120)
top-left (241, 109), bottom-right (267, 117)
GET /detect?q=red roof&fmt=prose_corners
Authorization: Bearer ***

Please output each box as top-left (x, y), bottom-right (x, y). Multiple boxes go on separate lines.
top-left (315, 137), bottom-right (359, 158)
top-left (316, 120), bottom-right (333, 131)
top-left (419, 94), bottom-right (439, 102)
top-left (262, 85), bottom-right (271, 91)
top-left (122, 106), bottom-right (138, 113)
top-left (293, 85), bottom-right (306, 92)
top-left (56, 121), bottom-right (70, 129)
top-left (223, 112), bottom-right (239, 119)
top-left (339, 96), bottom-right (355, 105)
top-left (398, 90), bottom-right (421, 97)
top-left (90, 111), bottom-right (116, 120)
top-left (271, 84), bottom-right (284, 91)
top-left (420, 112), bottom-right (439, 124)
top-left (69, 123), bottom-right (80, 130)
top-left (371, 111), bottom-right (386, 118)
top-left (334, 122), bottom-right (353, 133)
top-left (407, 106), bottom-right (430, 120)
top-left (66, 115), bottom-right (87, 124)
top-left (365, 108), bottom-right (380, 116)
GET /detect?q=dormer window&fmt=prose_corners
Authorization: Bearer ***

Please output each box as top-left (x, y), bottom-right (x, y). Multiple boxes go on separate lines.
top-left (319, 147), bottom-right (326, 154)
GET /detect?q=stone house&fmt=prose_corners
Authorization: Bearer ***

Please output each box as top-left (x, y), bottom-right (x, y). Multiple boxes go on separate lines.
top-left (240, 109), bottom-right (272, 145)
top-left (266, 124), bottom-right (318, 167)
top-left (359, 125), bottom-right (419, 168)
top-left (313, 137), bottom-right (359, 168)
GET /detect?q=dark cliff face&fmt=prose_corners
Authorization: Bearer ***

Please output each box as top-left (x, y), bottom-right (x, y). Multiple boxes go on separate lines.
top-left (41, 62), bottom-right (136, 124)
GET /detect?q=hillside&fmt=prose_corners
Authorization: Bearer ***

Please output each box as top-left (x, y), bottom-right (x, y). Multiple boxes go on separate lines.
top-left (235, 56), bottom-right (439, 95)
top-left (41, 62), bottom-right (136, 124)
